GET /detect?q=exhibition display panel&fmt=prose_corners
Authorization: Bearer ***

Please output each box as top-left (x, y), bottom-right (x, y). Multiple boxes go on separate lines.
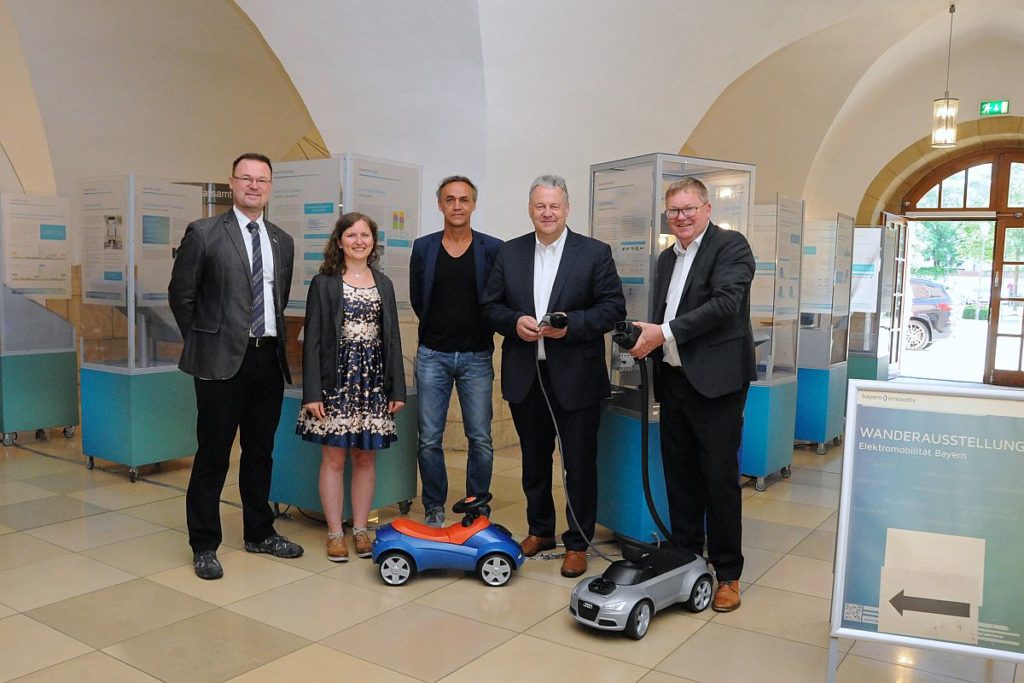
top-left (0, 192), bottom-right (78, 445)
top-left (266, 156), bottom-right (420, 516)
top-left (848, 225), bottom-right (900, 381)
top-left (77, 176), bottom-right (200, 480)
top-left (795, 213), bottom-right (854, 452)
top-left (589, 153), bottom-right (756, 540)
top-left (740, 196), bottom-right (804, 490)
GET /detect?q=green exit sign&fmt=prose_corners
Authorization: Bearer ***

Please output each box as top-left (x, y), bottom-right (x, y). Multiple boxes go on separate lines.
top-left (979, 100), bottom-right (1009, 116)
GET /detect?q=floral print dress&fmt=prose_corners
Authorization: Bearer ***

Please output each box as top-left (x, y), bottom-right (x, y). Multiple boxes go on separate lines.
top-left (296, 282), bottom-right (397, 449)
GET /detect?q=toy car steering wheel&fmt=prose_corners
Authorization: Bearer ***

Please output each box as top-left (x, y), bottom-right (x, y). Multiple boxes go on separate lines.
top-left (452, 493), bottom-right (493, 526)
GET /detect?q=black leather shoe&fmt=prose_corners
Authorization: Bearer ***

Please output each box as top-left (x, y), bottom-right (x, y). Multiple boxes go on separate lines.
top-left (244, 534), bottom-right (304, 559)
top-left (193, 550), bottom-right (223, 580)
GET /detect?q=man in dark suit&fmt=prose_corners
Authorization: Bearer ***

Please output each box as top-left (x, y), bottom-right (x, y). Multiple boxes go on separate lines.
top-left (169, 152), bottom-right (303, 580)
top-left (410, 176), bottom-right (502, 527)
top-left (627, 177), bottom-right (755, 611)
top-left (483, 174), bottom-right (625, 578)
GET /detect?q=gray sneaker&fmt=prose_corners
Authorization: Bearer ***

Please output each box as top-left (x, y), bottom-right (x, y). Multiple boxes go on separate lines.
top-left (424, 507), bottom-right (445, 527)
top-left (244, 534), bottom-right (304, 558)
top-left (193, 550), bottom-right (223, 580)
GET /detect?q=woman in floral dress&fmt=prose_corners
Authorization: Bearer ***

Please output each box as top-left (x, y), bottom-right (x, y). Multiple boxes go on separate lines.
top-left (298, 212), bottom-right (405, 560)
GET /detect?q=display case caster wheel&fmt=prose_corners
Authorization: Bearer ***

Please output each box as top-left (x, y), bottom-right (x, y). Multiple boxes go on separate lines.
top-left (399, 500), bottom-right (412, 515)
top-left (86, 456), bottom-right (95, 470)
top-left (2, 432), bottom-right (15, 447)
top-left (781, 465), bottom-right (792, 478)
top-left (129, 468), bottom-right (139, 483)
top-left (35, 428), bottom-right (47, 440)
top-left (832, 436), bottom-right (842, 446)
top-left (754, 477), bottom-right (766, 492)
top-left (816, 442), bottom-right (827, 455)
top-left (63, 426), bottom-right (76, 439)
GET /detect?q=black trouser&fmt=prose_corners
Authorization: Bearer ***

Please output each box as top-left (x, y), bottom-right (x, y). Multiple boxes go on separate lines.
top-left (658, 364), bottom-right (747, 581)
top-left (509, 362), bottom-right (600, 551)
top-left (187, 340), bottom-right (284, 553)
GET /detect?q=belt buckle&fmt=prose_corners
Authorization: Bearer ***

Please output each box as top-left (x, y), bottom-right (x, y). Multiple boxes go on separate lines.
top-left (253, 337), bottom-right (264, 348)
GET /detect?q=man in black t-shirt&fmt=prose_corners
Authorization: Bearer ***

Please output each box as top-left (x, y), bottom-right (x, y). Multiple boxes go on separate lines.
top-left (409, 176), bottom-right (503, 526)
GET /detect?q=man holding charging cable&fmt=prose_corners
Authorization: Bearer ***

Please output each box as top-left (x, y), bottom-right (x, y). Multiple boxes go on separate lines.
top-left (483, 174), bottom-right (625, 578)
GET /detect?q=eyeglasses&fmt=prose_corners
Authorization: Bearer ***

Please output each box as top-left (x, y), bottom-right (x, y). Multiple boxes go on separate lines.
top-left (665, 203), bottom-right (708, 219)
top-left (232, 175), bottom-right (272, 187)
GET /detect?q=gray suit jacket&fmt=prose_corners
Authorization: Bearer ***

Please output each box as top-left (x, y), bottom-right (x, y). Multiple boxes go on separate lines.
top-left (300, 270), bottom-right (406, 405)
top-left (169, 209), bottom-right (294, 382)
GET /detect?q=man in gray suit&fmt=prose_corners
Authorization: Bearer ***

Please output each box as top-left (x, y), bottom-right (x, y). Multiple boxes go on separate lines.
top-left (169, 152), bottom-right (303, 580)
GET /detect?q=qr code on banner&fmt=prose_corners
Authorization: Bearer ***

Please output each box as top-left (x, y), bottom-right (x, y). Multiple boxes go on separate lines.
top-left (843, 603), bottom-right (864, 622)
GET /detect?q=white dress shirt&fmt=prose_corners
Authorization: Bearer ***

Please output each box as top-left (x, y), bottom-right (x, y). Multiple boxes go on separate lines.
top-left (660, 232), bottom-right (704, 367)
top-left (233, 206), bottom-right (278, 337)
top-left (533, 228), bottom-right (568, 360)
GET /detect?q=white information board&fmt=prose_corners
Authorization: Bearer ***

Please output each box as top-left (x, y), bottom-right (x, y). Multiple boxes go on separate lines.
top-left (79, 177), bottom-right (130, 305)
top-left (832, 380), bottom-right (1024, 664)
top-left (850, 227), bottom-right (882, 313)
top-left (1, 193), bottom-right (72, 300)
top-left (134, 179), bottom-right (201, 305)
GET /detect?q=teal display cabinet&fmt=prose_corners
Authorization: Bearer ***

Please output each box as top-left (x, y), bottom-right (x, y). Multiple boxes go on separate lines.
top-left (77, 176), bottom-right (202, 480)
top-left (0, 192), bottom-right (78, 445)
top-left (795, 213), bottom-right (854, 452)
top-left (740, 196), bottom-right (804, 490)
top-left (848, 221), bottom-right (905, 381)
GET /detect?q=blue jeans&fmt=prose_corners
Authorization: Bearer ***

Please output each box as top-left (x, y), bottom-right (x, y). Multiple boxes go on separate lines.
top-left (415, 345), bottom-right (495, 511)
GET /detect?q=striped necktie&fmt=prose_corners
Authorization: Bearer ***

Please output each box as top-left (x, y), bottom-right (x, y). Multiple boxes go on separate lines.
top-left (246, 221), bottom-right (266, 337)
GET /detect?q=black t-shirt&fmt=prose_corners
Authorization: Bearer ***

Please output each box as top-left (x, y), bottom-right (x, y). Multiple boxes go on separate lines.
top-left (421, 244), bottom-right (490, 352)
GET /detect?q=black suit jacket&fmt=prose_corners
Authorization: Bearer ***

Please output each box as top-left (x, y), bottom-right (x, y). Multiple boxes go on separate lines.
top-left (169, 210), bottom-right (294, 382)
top-left (652, 222), bottom-right (756, 400)
top-left (300, 270), bottom-right (406, 405)
top-left (482, 229), bottom-right (625, 411)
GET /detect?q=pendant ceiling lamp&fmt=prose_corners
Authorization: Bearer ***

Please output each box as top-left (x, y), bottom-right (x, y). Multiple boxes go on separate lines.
top-left (931, 4), bottom-right (958, 148)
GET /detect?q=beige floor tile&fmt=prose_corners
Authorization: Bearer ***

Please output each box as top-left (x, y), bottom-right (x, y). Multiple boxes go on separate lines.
top-left (228, 644), bottom-right (420, 682)
top-left (526, 607), bottom-right (705, 667)
top-left (786, 466), bottom-right (842, 490)
top-left (0, 614), bottom-right (92, 680)
top-left (491, 452), bottom-right (521, 475)
top-left (791, 449), bottom-right (844, 473)
top-left (656, 621), bottom-right (829, 683)
top-left (120, 495), bottom-right (187, 528)
top-left (790, 528), bottom-right (837, 562)
top-left (517, 550), bottom-right (613, 589)
top-left (638, 672), bottom-right (700, 683)
top-left (0, 531), bottom-right (71, 571)
top-left (0, 494), bottom-right (110, 531)
top-left (323, 602), bottom-right (515, 681)
top-left (0, 479), bottom-right (59, 506)
top-left (488, 500), bottom-right (530, 537)
top-left (741, 517), bottom-right (812, 553)
top-left (758, 481), bottom-right (840, 508)
top-left (0, 454), bottom-right (82, 480)
top-left (848, 640), bottom-right (1017, 682)
top-left (251, 526), bottom-right (346, 574)
top-left (836, 653), bottom-right (985, 682)
top-left (1015, 664), bottom-right (1024, 683)
top-left (221, 483), bottom-right (242, 505)
top-left (323, 555), bottom-right (462, 599)
top-left (147, 549), bottom-right (312, 606)
top-left (172, 504), bottom-right (246, 549)
top-left (741, 496), bottom-right (834, 529)
top-left (103, 607), bottom-right (309, 683)
top-left (80, 529), bottom-right (192, 576)
top-left (67, 480), bottom-right (183, 510)
top-left (15, 650), bottom-right (162, 682)
top-left (27, 578), bottom-right (215, 648)
top-left (0, 523), bottom-right (12, 535)
top-left (755, 554), bottom-right (835, 599)
top-left (22, 467), bottom-right (125, 494)
top-left (739, 545), bottom-right (784, 583)
top-left (711, 584), bottom-right (837, 648)
top-left (818, 511), bottom-right (838, 531)
top-left (438, 633), bottom-right (647, 682)
top-left (135, 456), bottom-right (195, 489)
top-left (0, 553), bottom-right (135, 611)
top-left (226, 574), bottom-right (405, 640)
top-left (25, 511), bottom-right (164, 551)
top-left (0, 602), bottom-right (14, 618)
top-left (416, 573), bottom-right (569, 632)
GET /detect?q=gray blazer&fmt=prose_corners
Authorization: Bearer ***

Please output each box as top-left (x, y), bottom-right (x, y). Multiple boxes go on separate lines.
top-left (169, 210), bottom-right (294, 382)
top-left (301, 270), bottom-right (406, 405)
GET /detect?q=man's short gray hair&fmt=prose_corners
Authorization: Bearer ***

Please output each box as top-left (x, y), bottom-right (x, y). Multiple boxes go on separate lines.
top-left (529, 174), bottom-right (569, 203)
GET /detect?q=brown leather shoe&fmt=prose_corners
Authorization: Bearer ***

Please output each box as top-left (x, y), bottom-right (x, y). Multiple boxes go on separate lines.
top-left (560, 550), bottom-right (588, 577)
top-left (520, 535), bottom-right (556, 557)
top-left (712, 580), bottom-right (741, 612)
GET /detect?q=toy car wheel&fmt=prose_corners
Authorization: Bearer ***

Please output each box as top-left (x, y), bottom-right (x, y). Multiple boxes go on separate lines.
top-left (477, 553), bottom-right (513, 587)
top-left (379, 551), bottom-right (415, 586)
top-left (686, 574), bottom-right (714, 612)
top-left (624, 599), bottom-right (653, 640)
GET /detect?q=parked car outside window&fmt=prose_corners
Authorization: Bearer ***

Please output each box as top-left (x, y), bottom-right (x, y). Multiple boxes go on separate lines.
top-left (906, 277), bottom-right (955, 351)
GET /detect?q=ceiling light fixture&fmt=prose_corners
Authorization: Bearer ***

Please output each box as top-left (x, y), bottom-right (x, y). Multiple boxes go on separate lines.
top-left (931, 4), bottom-right (958, 148)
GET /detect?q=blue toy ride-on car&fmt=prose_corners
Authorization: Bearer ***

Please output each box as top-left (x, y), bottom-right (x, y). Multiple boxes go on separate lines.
top-left (372, 493), bottom-right (525, 587)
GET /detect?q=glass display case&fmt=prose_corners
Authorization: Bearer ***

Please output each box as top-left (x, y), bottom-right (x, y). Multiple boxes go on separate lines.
top-left (0, 192), bottom-right (78, 444)
top-left (849, 225), bottom-right (900, 381)
top-left (795, 213), bottom-right (854, 451)
top-left (77, 176), bottom-right (201, 480)
top-left (589, 153), bottom-right (756, 539)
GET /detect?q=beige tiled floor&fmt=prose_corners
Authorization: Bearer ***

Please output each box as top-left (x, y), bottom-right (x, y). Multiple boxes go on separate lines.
top-left (0, 432), bottom-right (1019, 682)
